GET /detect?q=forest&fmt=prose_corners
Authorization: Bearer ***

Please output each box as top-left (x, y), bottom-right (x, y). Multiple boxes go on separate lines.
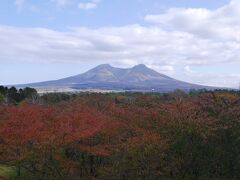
top-left (0, 87), bottom-right (240, 179)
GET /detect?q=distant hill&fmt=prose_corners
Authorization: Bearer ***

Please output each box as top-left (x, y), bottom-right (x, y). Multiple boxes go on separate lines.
top-left (17, 64), bottom-right (216, 92)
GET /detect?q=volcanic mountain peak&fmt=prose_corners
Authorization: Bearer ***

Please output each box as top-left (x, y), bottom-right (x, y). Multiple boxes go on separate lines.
top-left (92, 64), bottom-right (113, 69)
top-left (18, 64), bottom-right (215, 92)
top-left (132, 64), bottom-right (148, 69)
top-left (83, 64), bottom-right (170, 82)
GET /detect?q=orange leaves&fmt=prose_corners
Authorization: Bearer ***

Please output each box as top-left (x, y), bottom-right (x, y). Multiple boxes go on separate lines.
top-left (0, 105), bottom-right (49, 145)
top-left (0, 104), bottom-right (115, 147)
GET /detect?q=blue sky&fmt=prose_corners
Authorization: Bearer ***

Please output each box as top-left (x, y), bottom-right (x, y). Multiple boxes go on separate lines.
top-left (1, 0), bottom-right (229, 29)
top-left (1, 0), bottom-right (240, 87)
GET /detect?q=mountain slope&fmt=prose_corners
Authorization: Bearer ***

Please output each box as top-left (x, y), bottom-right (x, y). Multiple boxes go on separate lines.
top-left (18, 64), bottom-right (215, 92)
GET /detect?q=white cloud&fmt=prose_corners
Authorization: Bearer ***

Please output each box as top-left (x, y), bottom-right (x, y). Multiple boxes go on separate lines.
top-left (145, 0), bottom-right (240, 42)
top-left (1, 24), bottom-right (238, 68)
top-left (15, 0), bottom-right (73, 10)
top-left (15, 0), bottom-right (26, 11)
top-left (78, 2), bottom-right (96, 10)
top-left (183, 71), bottom-right (240, 88)
top-left (78, 0), bottom-right (100, 10)
top-left (49, 0), bottom-right (100, 9)
top-left (184, 66), bottom-right (194, 73)
top-left (153, 65), bottom-right (175, 75)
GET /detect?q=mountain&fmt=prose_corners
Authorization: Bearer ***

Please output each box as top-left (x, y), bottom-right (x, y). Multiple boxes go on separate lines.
top-left (18, 64), bottom-right (215, 92)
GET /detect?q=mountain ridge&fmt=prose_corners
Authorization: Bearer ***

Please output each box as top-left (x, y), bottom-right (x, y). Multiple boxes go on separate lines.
top-left (16, 64), bottom-right (216, 92)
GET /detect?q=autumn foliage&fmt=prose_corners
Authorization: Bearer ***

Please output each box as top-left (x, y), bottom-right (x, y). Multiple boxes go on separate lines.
top-left (1, 90), bottom-right (240, 179)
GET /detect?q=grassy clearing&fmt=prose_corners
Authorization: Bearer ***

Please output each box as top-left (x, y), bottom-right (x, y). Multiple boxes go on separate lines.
top-left (0, 165), bottom-right (17, 179)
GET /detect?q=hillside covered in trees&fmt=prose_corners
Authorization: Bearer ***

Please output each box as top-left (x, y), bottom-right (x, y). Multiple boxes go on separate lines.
top-left (0, 88), bottom-right (240, 179)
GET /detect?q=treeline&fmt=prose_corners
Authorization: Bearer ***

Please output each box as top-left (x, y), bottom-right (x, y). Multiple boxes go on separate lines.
top-left (0, 86), bottom-right (37, 104)
top-left (0, 85), bottom-right (235, 105)
top-left (0, 86), bottom-right (79, 105)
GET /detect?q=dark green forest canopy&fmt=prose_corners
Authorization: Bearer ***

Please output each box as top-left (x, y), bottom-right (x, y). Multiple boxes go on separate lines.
top-left (0, 86), bottom-right (37, 104)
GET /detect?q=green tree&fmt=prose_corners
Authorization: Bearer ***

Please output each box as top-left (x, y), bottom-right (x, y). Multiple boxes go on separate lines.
top-left (0, 86), bottom-right (7, 96)
top-left (0, 93), bottom-right (4, 103)
top-left (7, 86), bottom-right (20, 103)
top-left (22, 87), bottom-right (37, 98)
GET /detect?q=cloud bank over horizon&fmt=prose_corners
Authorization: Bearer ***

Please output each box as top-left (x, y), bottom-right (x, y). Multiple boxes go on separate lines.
top-left (2, 0), bottom-right (240, 87)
